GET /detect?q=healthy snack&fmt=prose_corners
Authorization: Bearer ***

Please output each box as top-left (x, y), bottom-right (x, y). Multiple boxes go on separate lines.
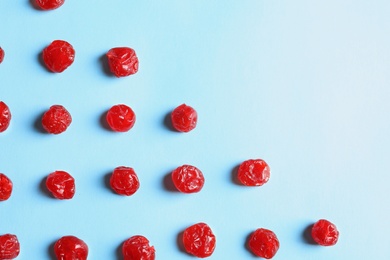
top-left (46, 171), bottom-right (75, 199)
top-left (0, 47), bottom-right (4, 64)
top-left (35, 0), bottom-right (65, 10)
top-left (311, 219), bottom-right (339, 246)
top-left (248, 228), bottom-right (279, 259)
top-left (41, 105), bottom-right (72, 134)
top-left (171, 104), bottom-right (197, 132)
top-left (42, 40), bottom-right (75, 73)
top-left (110, 166), bottom-right (140, 196)
top-left (171, 165), bottom-right (204, 193)
top-left (0, 173), bottom-right (13, 201)
top-left (182, 223), bottom-right (216, 258)
top-left (237, 159), bottom-right (270, 186)
top-left (54, 236), bottom-right (88, 260)
top-left (0, 234), bottom-right (20, 259)
top-left (106, 104), bottom-right (136, 132)
top-left (106, 47), bottom-right (139, 77)
top-left (122, 235), bottom-right (155, 260)
top-left (0, 101), bottom-right (11, 132)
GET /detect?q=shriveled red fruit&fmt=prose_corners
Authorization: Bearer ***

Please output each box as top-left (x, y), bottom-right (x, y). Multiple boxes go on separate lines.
top-left (0, 234), bottom-right (20, 259)
top-left (0, 47), bottom-right (4, 64)
top-left (42, 105), bottom-right (72, 134)
top-left (237, 159), bottom-right (270, 186)
top-left (106, 47), bottom-right (139, 77)
top-left (54, 236), bottom-right (88, 260)
top-left (106, 104), bottom-right (136, 132)
top-left (35, 0), bottom-right (65, 10)
top-left (0, 101), bottom-right (11, 132)
top-left (171, 104), bottom-right (197, 133)
top-left (171, 165), bottom-right (204, 193)
top-left (42, 40), bottom-right (75, 73)
top-left (248, 228), bottom-right (279, 259)
top-left (311, 219), bottom-right (339, 246)
top-left (183, 223), bottom-right (216, 258)
top-left (46, 171), bottom-right (75, 199)
top-left (110, 166), bottom-right (140, 196)
top-left (122, 235), bottom-right (155, 260)
top-left (0, 174), bottom-right (13, 201)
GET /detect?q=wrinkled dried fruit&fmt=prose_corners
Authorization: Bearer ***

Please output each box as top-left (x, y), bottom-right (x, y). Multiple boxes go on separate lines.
top-left (248, 228), bottom-right (279, 259)
top-left (0, 47), bottom-right (4, 64)
top-left (311, 219), bottom-right (339, 246)
top-left (106, 47), bottom-right (139, 77)
top-left (172, 165), bottom-right (204, 193)
top-left (46, 171), bottom-right (75, 199)
top-left (106, 104), bottom-right (136, 132)
top-left (110, 167), bottom-right (140, 196)
top-left (54, 236), bottom-right (88, 260)
top-left (122, 235), bottom-right (155, 260)
top-left (35, 0), bottom-right (65, 10)
top-left (0, 174), bottom-right (13, 201)
top-left (0, 101), bottom-right (11, 133)
top-left (42, 40), bottom-right (75, 73)
top-left (171, 104), bottom-right (197, 133)
top-left (42, 105), bottom-right (72, 134)
top-left (237, 159), bottom-right (270, 186)
top-left (183, 223), bottom-right (216, 258)
top-left (0, 234), bottom-right (20, 259)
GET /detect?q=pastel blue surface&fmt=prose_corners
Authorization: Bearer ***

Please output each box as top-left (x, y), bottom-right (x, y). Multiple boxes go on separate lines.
top-left (1, 1), bottom-right (390, 259)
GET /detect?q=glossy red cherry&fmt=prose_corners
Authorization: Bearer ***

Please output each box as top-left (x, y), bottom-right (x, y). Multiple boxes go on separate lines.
top-left (183, 223), bottom-right (216, 258)
top-left (42, 105), bottom-right (72, 134)
top-left (0, 101), bottom-right (11, 133)
top-left (0, 173), bottom-right (13, 201)
top-left (311, 219), bottom-right (339, 246)
top-left (106, 104), bottom-right (136, 132)
top-left (0, 47), bottom-right (4, 64)
top-left (171, 165), bottom-right (204, 193)
top-left (35, 0), bottom-right (65, 10)
top-left (248, 228), bottom-right (279, 259)
top-left (46, 171), bottom-right (75, 199)
top-left (106, 47), bottom-right (139, 77)
top-left (171, 104), bottom-right (197, 132)
top-left (0, 234), bottom-right (20, 259)
top-left (54, 236), bottom-right (88, 260)
top-left (110, 167), bottom-right (140, 196)
top-left (122, 235), bottom-right (155, 260)
top-left (237, 159), bottom-right (270, 186)
top-left (42, 40), bottom-right (75, 72)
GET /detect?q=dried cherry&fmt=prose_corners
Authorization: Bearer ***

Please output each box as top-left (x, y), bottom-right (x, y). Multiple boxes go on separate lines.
top-left (122, 235), bottom-right (155, 260)
top-left (182, 223), bottom-right (216, 258)
top-left (0, 173), bottom-right (13, 201)
top-left (248, 228), bottom-right (279, 259)
top-left (237, 159), bottom-right (270, 186)
top-left (42, 105), bottom-right (72, 134)
top-left (42, 40), bottom-right (75, 73)
top-left (171, 104), bottom-right (197, 132)
top-left (171, 165), bottom-right (204, 193)
top-left (0, 47), bottom-right (4, 64)
top-left (106, 47), bottom-right (139, 77)
top-left (54, 236), bottom-right (88, 260)
top-left (110, 167), bottom-right (140, 196)
top-left (0, 101), bottom-right (11, 133)
top-left (311, 219), bottom-right (339, 246)
top-left (0, 234), bottom-right (20, 260)
top-left (106, 104), bottom-right (136, 132)
top-left (35, 0), bottom-right (65, 10)
top-left (46, 171), bottom-right (75, 199)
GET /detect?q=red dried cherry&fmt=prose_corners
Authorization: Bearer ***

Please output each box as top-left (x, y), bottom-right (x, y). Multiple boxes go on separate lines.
top-left (110, 167), bottom-right (140, 196)
top-left (311, 219), bottom-right (339, 246)
top-left (122, 235), bottom-right (155, 260)
top-left (171, 104), bottom-right (197, 133)
top-left (0, 174), bottom-right (13, 201)
top-left (54, 236), bottom-right (88, 260)
top-left (106, 47), bottom-right (139, 77)
top-left (171, 165), bottom-right (204, 193)
top-left (106, 104), bottom-right (136, 132)
top-left (46, 171), bottom-right (75, 199)
top-left (42, 105), bottom-right (72, 134)
top-left (0, 101), bottom-right (11, 133)
top-left (248, 228), bottom-right (279, 259)
top-left (0, 47), bottom-right (4, 64)
top-left (35, 0), bottom-right (65, 10)
top-left (237, 159), bottom-right (270, 186)
top-left (42, 40), bottom-right (75, 73)
top-left (0, 234), bottom-right (20, 260)
top-left (183, 223), bottom-right (216, 258)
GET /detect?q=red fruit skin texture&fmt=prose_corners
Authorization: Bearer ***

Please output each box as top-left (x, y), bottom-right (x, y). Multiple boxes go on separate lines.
top-left (42, 40), bottom-right (75, 72)
top-left (54, 236), bottom-right (88, 260)
top-left (0, 234), bottom-right (20, 260)
top-left (0, 174), bottom-right (13, 201)
top-left (171, 104), bottom-right (198, 133)
top-left (42, 105), bottom-right (72, 134)
top-left (46, 171), bottom-right (75, 200)
top-left (171, 165), bottom-right (205, 193)
top-left (0, 47), bottom-right (4, 64)
top-left (237, 159), bottom-right (270, 186)
top-left (35, 0), bottom-right (65, 10)
top-left (122, 235), bottom-right (155, 260)
top-left (110, 167), bottom-right (140, 196)
top-left (0, 101), bottom-right (11, 133)
top-left (106, 47), bottom-right (139, 77)
top-left (183, 223), bottom-right (216, 258)
top-left (311, 219), bottom-right (339, 246)
top-left (106, 104), bottom-right (136, 132)
top-left (248, 228), bottom-right (279, 259)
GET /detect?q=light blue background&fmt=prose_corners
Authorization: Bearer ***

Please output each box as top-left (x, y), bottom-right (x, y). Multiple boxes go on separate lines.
top-left (1, 1), bottom-right (389, 259)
